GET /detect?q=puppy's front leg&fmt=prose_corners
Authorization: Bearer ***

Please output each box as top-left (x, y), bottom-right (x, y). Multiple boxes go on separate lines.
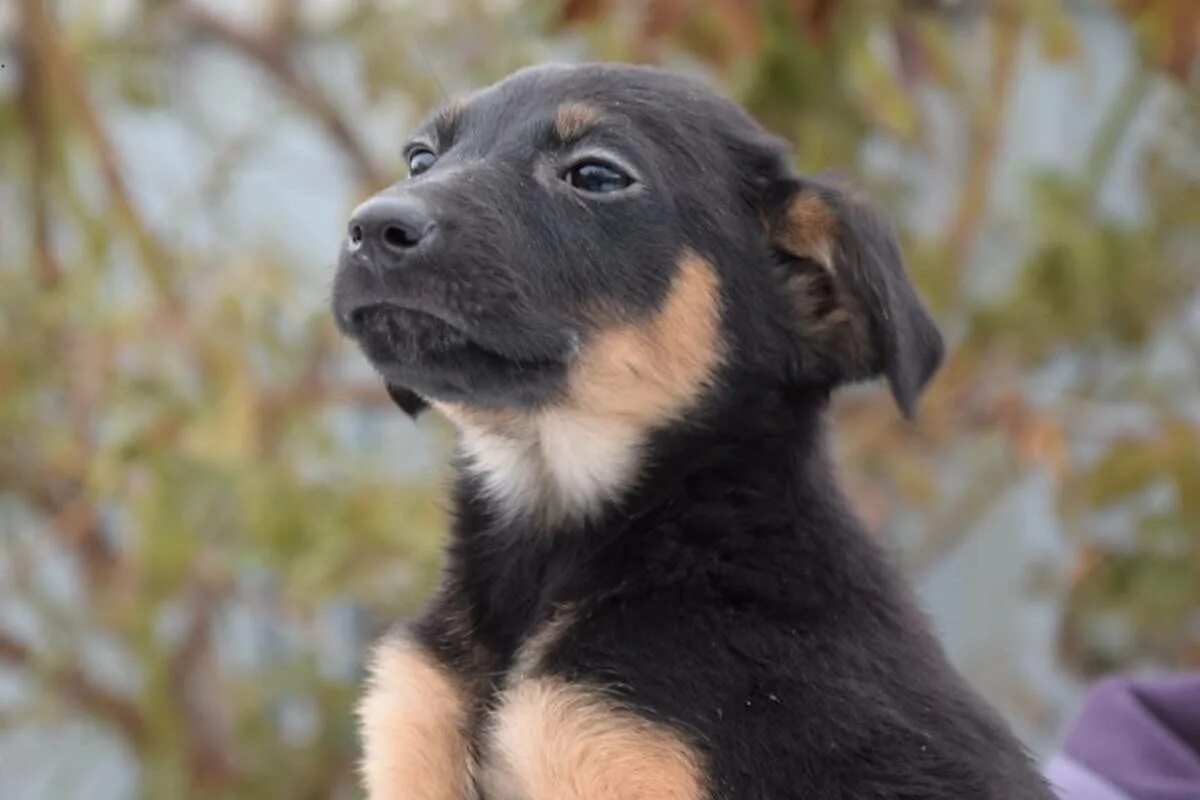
top-left (482, 678), bottom-right (706, 800)
top-left (359, 637), bottom-right (474, 800)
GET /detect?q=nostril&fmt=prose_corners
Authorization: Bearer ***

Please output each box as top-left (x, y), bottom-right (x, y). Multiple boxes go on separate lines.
top-left (383, 224), bottom-right (421, 250)
top-left (347, 195), bottom-right (432, 259)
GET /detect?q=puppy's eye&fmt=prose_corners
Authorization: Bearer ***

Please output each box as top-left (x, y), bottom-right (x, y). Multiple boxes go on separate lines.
top-left (564, 160), bottom-right (634, 194)
top-left (407, 147), bottom-right (437, 176)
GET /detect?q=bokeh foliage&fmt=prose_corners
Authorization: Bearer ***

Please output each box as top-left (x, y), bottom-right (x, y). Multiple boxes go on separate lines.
top-left (1, 0), bottom-right (1197, 796)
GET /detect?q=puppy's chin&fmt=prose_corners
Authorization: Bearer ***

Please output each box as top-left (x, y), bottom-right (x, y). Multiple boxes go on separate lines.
top-left (352, 319), bottom-right (570, 415)
top-left (367, 359), bottom-right (565, 413)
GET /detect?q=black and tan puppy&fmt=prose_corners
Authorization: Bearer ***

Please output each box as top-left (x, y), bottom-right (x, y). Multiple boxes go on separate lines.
top-left (332, 63), bottom-right (1053, 800)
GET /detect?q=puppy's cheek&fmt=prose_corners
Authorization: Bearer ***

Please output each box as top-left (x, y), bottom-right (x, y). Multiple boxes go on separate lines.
top-left (431, 252), bottom-right (725, 524)
top-left (567, 252), bottom-right (725, 423)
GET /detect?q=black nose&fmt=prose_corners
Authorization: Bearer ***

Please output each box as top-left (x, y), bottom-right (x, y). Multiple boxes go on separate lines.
top-left (347, 195), bottom-right (434, 258)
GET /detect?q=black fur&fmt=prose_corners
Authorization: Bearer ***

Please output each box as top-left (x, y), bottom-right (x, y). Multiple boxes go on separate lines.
top-left (333, 63), bottom-right (1053, 798)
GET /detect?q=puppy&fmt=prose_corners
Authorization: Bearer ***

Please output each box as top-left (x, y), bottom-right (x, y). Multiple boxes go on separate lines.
top-left (332, 63), bottom-right (1054, 800)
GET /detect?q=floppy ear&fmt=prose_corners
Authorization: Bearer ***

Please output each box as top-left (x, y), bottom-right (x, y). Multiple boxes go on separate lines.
top-left (767, 174), bottom-right (943, 417)
top-left (386, 384), bottom-right (428, 418)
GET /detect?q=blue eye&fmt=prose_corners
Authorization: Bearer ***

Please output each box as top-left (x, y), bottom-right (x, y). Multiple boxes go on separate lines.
top-left (407, 148), bottom-right (437, 176)
top-left (564, 160), bottom-right (634, 193)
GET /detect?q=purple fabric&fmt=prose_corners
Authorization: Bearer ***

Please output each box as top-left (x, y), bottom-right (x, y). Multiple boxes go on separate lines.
top-left (1053, 674), bottom-right (1200, 800)
top-left (1046, 754), bottom-right (1130, 800)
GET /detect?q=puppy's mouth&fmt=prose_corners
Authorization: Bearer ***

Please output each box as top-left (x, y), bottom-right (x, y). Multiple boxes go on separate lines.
top-left (343, 302), bottom-right (570, 404)
top-left (349, 302), bottom-right (473, 358)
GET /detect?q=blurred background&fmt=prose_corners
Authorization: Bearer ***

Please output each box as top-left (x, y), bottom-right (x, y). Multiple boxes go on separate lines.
top-left (0, 0), bottom-right (1197, 797)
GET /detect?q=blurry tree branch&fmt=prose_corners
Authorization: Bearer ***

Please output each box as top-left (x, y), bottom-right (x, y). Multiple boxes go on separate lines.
top-left (1, 461), bottom-right (121, 590)
top-left (182, 3), bottom-right (388, 190)
top-left (942, 0), bottom-right (1022, 301)
top-left (21, 0), bottom-right (179, 305)
top-left (1083, 66), bottom-right (1151, 206)
top-left (168, 573), bottom-right (243, 789)
top-left (17, 0), bottom-right (61, 287)
top-left (0, 631), bottom-right (150, 749)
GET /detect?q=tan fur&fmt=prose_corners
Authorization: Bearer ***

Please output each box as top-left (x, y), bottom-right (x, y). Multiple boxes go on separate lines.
top-left (570, 254), bottom-right (723, 421)
top-left (433, 97), bottom-right (468, 134)
top-left (775, 190), bottom-right (837, 270)
top-left (358, 639), bottom-right (473, 800)
top-left (480, 678), bottom-right (706, 800)
top-left (770, 191), bottom-right (878, 375)
top-left (438, 254), bottom-right (724, 524)
top-left (509, 606), bottom-right (577, 685)
top-left (554, 102), bottom-right (603, 142)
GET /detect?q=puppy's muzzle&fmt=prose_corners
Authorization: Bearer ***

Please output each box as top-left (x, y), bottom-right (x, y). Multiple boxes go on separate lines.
top-left (331, 182), bottom-right (576, 408)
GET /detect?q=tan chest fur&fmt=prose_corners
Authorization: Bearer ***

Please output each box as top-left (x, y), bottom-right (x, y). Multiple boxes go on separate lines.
top-left (358, 619), bottom-right (706, 800)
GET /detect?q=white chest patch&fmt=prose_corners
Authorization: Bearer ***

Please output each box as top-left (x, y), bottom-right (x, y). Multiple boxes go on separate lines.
top-left (453, 409), bottom-right (646, 526)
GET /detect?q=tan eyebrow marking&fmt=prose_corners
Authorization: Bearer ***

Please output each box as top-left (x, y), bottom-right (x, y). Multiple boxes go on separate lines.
top-left (429, 97), bottom-right (469, 143)
top-left (554, 102), bottom-right (604, 143)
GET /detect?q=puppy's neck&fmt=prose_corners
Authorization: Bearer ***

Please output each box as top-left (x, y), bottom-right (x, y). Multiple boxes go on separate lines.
top-left (438, 385), bottom-right (830, 531)
top-left (438, 404), bottom-right (652, 527)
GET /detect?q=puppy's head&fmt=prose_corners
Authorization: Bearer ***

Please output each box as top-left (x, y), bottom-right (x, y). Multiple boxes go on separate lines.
top-left (332, 64), bottom-right (941, 519)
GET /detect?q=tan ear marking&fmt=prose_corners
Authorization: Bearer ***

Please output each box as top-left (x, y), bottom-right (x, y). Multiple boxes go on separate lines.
top-left (483, 679), bottom-right (706, 800)
top-left (358, 639), bottom-right (472, 800)
top-left (776, 190), bottom-right (837, 270)
top-left (554, 102), bottom-right (604, 142)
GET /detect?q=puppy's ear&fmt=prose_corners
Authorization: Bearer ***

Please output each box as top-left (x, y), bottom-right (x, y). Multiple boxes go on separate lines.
top-left (385, 384), bottom-right (428, 418)
top-left (767, 174), bottom-right (943, 417)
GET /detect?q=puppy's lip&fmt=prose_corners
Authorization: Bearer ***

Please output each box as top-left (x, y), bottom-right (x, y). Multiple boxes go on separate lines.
top-left (345, 300), bottom-right (466, 338)
top-left (347, 301), bottom-right (569, 369)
